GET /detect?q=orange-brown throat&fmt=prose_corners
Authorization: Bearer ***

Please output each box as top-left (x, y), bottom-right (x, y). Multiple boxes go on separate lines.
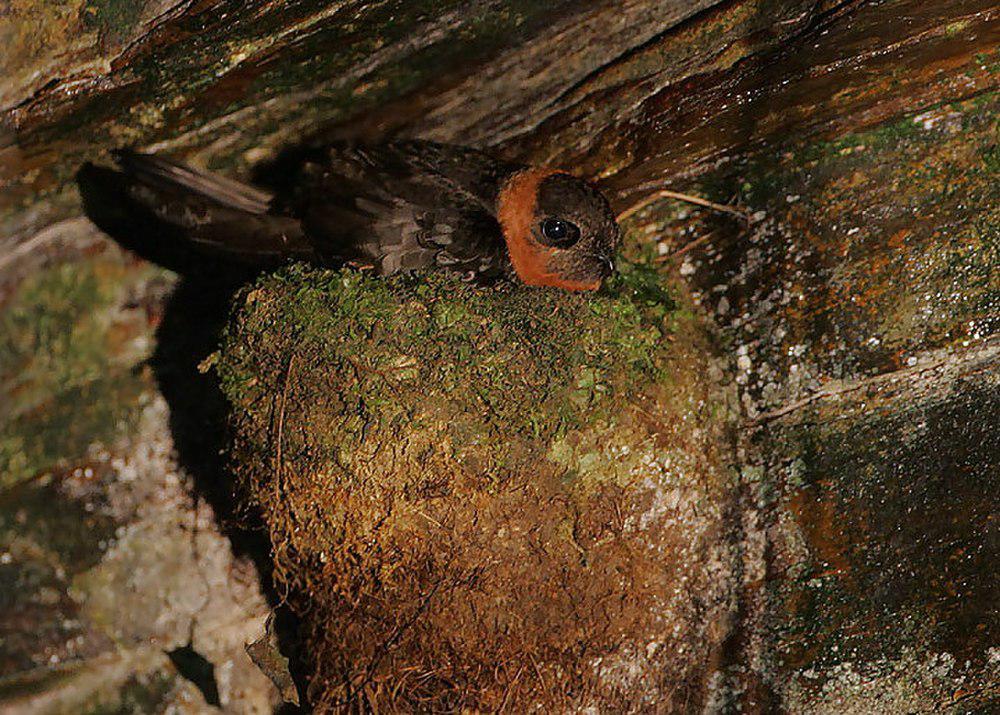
top-left (496, 168), bottom-right (600, 291)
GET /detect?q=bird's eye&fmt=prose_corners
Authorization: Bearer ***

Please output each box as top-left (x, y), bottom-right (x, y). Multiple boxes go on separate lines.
top-left (539, 217), bottom-right (582, 248)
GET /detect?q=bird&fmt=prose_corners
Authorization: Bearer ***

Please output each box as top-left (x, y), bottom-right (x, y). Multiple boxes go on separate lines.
top-left (105, 140), bottom-right (621, 291)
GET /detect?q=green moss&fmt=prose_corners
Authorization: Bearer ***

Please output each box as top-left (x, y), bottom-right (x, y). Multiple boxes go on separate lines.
top-left (0, 374), bottom-right (150, 488)
top-left (982, 143), bottom-right (1000, 174)
top-left (974, 51), bottom-right (1000, 75)
top-left (943, 19), bottom-right (970, 37)
top-left (1, 262), bottom-right (110, 414)
top-left (83, 0), bottom-right (145, 44)
top-left (0, 258), bottom-right (157, 416)
top-left (218, 264), bottom-right (679, 476)
top-left (727, 105), bottom-right (934, 205)
top-left (0, 256), bottom-right (161, 487)
top-left (698, 90), bottom-right (999, 380)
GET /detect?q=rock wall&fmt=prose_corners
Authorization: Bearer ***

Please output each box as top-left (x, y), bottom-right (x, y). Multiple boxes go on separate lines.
top-left (1, 0), bottom-right (997, 711)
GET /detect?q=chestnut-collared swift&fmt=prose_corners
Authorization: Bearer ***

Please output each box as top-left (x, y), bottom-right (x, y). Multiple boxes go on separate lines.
top-left (111, 140), bottom-right (620, 291)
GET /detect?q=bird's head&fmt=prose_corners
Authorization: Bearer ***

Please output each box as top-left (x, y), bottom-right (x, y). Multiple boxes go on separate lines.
top-left (497, 169), bottom-right (620, 291)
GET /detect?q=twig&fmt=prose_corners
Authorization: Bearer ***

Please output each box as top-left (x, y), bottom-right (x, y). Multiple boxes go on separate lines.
top-left (654, 230), bottom-right (720, 261)
top-left (273, 353), bottom-right (297, 502)
top-left (747, 336), bottom-right (1000, 427)
top-left (616, 189), bottom-right (749, 223)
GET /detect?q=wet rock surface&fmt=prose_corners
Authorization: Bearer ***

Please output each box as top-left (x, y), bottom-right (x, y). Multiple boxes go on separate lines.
top-left (0, 239), bottom-right (276, 712)
top-left (639, 8), bottom-right (999, 709)
top-left (1, 0), bottom-right (998, 711)
top-left (756, 356), bottom-right (1000, 713)
top-left (1, 0), bottom-right (834, 253)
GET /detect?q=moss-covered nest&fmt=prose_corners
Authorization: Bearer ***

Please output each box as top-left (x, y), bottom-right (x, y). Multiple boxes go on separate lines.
top-left (216, 264), bottom-right (737, 712)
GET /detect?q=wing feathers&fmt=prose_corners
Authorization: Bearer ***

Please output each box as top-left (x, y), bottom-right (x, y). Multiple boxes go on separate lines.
top-left (111, 149), bottom-right (312, 262)
top-left (114, 150), bottom-right (274, 214)
top-left (107, 141), bottom-right (513, 280)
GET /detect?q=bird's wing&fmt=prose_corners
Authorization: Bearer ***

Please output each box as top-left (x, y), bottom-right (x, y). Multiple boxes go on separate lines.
top-left (109, 149), bottom-right (312, 262)
top-left (280, 141), bottom-right (515, 280)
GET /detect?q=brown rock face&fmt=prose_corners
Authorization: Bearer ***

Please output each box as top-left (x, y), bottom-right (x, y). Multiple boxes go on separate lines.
top-left (2, 0), bottom-right (998, 711)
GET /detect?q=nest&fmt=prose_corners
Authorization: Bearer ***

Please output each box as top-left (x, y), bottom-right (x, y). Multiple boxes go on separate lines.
top-left (217, 265), bottom-right (736, 712)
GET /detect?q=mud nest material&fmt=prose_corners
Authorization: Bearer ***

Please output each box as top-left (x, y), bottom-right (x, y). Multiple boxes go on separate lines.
top-left (217, 264), bottom-right (737, 712)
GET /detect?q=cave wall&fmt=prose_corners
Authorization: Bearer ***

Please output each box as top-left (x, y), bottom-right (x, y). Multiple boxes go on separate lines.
top-left (1, 0), bottom-right (998, 711)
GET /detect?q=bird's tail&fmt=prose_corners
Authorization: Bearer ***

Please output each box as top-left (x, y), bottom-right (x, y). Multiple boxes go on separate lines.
top-left (102, 149), bottom-right (313, 263)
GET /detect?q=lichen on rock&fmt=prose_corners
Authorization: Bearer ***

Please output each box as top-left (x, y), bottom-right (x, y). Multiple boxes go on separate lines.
top-left (217, 263), bottom-right (738, 711)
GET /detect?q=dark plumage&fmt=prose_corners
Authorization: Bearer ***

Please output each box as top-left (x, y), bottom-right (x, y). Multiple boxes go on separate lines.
top-left (103, 140), bottom-right (620, 290)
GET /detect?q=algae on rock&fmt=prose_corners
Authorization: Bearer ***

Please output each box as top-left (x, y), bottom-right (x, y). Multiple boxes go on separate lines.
top-left (217, 264), bottom-right (738, 712)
